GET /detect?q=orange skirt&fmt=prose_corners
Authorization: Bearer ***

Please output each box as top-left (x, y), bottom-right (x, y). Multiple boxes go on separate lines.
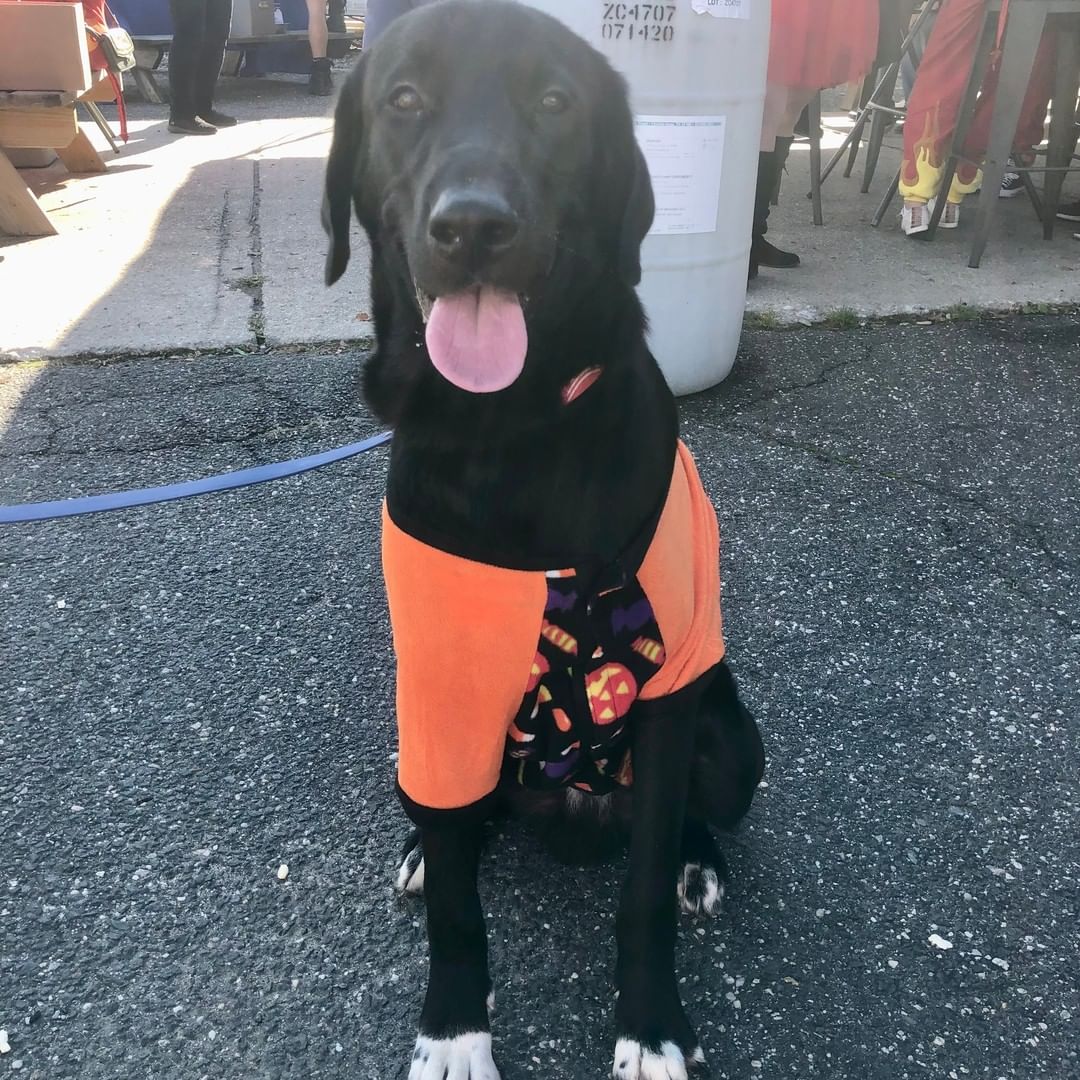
top-left (768, 0), bottom-right (880, 90)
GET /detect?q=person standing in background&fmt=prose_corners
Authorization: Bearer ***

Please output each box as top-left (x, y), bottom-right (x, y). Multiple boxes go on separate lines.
top-left (307, 0), bottom-right (333, 95)
top-left (167, 0), bottom-right (236, 134)
top-left (898, 0), bottom-right (1054, 236)
top-left (751, 0), bottom-right (880, 278)
top-left (361, 0), bottom-right (430, 47)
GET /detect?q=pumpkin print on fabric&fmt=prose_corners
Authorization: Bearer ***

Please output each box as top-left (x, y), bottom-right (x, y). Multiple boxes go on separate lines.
top-left (504, 565), bottom-right (665, 794)
top-left (586, 664), bottom-right (638, 725)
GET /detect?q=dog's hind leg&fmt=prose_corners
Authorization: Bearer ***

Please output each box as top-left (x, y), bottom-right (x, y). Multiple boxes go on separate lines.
top-left (613, 708), bottom-right (704, 1079)
top-left (408, 820), bottom-right (500, 1080)
top-left (677, 819), bottom-right (727, 918)
top-left (688, 662), bottom-right (765, 832)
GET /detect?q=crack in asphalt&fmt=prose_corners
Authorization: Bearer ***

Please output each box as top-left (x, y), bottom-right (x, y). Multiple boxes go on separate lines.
top-left (721, 343), bottom-right (879, 416)
top-left (722, 420), bottom-right (1079, 631)
top-left (0, 412), bottom-right (378, 464)
top-left (247, 160), bottom-right (266, 348)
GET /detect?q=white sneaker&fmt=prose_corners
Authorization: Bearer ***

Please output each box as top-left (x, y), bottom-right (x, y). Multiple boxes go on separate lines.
top-left (902, 198), bottom-right (960, 235)
top-left (937, 198), bottom-right (960, 229)
top-left (901, 201), bottom-right (930, 235)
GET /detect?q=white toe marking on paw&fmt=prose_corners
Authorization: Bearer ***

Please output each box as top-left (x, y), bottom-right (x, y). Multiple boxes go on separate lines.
top-left (409, 1031), bottom-right (500, 1080)
top-left (677, 863), bottom-right (723, 916)
top-left (486, 990), bottom-right (496, 1015)
top-left (612, 1038), bottom-right (688, 1080)
top-left (395, 848), bottom-right (425, 895)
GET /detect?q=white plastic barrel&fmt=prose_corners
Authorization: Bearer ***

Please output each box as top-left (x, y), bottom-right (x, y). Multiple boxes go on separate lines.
top-left (517, 0), bottom-right (769, 395)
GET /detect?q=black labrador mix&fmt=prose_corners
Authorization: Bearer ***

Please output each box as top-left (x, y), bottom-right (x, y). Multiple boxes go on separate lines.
top-left (322, 2), bottom-right (765, 1076)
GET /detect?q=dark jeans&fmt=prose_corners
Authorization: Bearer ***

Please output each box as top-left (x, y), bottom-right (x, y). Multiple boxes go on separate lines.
top-left (168, 0), bottom-right (233, 120)
top-left (362, 0), bottom-right (432, 47)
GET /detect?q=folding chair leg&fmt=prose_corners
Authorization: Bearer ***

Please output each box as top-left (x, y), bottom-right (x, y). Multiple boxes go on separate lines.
top-left (1043, 23), bottom-right (1080, 240)
top-left (968, 7), bottom-right (1047, 267)
top-left (1021, 168), bottom-right (1045, 222)
top-left (82, 101), bottom-right (120, 155)
top-left (818, 120), bottom-right (862, 189)
top-left (862, 109), bottom-right (889, 194)
top-left (808, 92), bottom-right (823, 226)
top-left (872, 165), bottom-right (902, 227)
top-left (843, 70), bottom-right (876, 177)
top-left (862, 64), bottom-right (900, 193)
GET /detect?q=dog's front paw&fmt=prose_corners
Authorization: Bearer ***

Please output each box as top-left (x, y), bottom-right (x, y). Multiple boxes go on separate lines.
top-left (677, 861), bottom-right (723, 917)
top-left (395, 832), bottom-right (425, 896)
top-left (612, 1038), bottom-right (705, 1079)
top-left (409, 1032), bottom-right (500, 1080)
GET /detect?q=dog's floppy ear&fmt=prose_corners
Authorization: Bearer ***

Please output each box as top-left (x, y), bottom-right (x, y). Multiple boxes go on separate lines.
top-left (617, 141), bottom-right (655, 287)
top-left (595, 69), bottom-right (655, 287)
top-left (322, 53), bottom-right (368, 286)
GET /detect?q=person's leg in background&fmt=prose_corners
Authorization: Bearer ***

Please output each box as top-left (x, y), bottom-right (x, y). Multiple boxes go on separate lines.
top-left (750, 83), bottom-right (812, 279)
top-left (194, 0), bottom-right (236, 127)
top-left (361, 0), bottom-right (424, 48)
top-left (898, 0), bottom-right (987, 234)
top-left (307, 0), bottom-right (332, 95)
top-left (953, 25), bottom-right (1055, 202)
top-left (327, 0), bottom-right (346, 33)
top-left (899, 5), bottom-right (938, 104)
top-left (168, 0), bottom-right (215, 134)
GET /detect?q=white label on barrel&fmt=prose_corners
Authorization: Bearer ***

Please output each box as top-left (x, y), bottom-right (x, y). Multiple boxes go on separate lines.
top-left (634, 115), bottom-right (726, 235)
top-left (690, 0), bottom-right (749, 18)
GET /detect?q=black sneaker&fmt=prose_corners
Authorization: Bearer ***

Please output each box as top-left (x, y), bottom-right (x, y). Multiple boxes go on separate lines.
top-left (197, 109), bottom-right (237, 128)
top-left (1056, 199), bottom-right (1080, 222)
top-left (999, 157), bottom-right (1024, 198)
top-left (308, 58), bottom-right (333, 97)
top-left (168, 116), bottom-right (217, 135)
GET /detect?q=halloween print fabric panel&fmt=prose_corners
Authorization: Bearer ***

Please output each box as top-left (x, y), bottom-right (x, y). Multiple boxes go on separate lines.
top-left (505, 566), bottom-right (666, 794)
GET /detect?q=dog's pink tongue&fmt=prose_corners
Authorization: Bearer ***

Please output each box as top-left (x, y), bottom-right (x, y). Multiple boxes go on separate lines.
top-left (425, 288), bottom-right (527, 393)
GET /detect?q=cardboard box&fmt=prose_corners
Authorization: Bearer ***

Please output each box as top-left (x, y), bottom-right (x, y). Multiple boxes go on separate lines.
top-left (0, 2), bottom-right (93, 94)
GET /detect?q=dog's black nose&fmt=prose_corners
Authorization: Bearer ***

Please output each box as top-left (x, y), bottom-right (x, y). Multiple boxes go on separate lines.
top-left (428, 188), bottom-right (520, 264)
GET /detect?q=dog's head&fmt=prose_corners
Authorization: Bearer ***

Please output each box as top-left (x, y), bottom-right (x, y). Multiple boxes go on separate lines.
top-left (322, 0), bottom-right (653, 396)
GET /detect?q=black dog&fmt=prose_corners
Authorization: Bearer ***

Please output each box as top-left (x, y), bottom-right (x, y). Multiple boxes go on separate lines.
top-left (323, 2), bottom-right (764, 1076)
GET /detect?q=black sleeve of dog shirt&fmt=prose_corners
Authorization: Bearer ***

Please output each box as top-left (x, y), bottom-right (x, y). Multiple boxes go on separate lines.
top-left (396, 782), bottom-right (502, 829)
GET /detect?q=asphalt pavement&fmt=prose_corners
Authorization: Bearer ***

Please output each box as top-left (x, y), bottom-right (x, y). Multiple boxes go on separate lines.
top-left (1, 317), bottom-right (1078, 1080)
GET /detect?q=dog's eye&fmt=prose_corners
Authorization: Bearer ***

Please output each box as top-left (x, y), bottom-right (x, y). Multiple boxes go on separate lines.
top-left (538, 89), bottom-right (570, 115)
top-left (389, 85), bottom-right (424, 113)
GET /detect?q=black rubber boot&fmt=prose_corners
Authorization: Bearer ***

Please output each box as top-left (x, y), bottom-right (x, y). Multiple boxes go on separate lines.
top-left (750, 143), bottom-right (800, 277)
top-left (308, 57), bottom-right (333, 97)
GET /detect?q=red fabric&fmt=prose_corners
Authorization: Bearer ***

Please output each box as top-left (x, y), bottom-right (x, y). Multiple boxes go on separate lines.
top-left (768, 0), bottom-right (880, 90)
top-left (901, 0), bottom-right (1054, 194)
